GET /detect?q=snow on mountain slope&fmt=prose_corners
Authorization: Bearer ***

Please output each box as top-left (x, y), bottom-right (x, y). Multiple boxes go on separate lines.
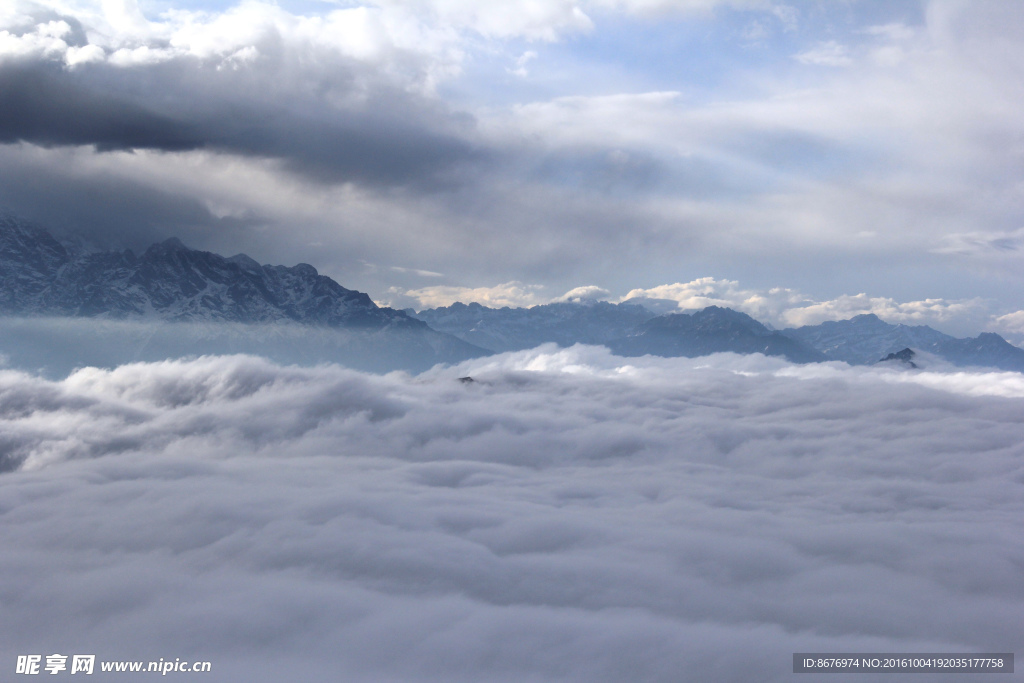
top-left (5, 212), bottom-right (1022, 373)
top-left (0, 213), bottom-right (486, 373)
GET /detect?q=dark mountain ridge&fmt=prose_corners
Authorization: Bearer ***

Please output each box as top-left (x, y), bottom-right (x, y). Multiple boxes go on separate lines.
top-left (607, 306), bottom-right (827, 363)
top-left (2, 213), bottom-right (416, 329)
top-left (0, 213), bottom-right (486, 373)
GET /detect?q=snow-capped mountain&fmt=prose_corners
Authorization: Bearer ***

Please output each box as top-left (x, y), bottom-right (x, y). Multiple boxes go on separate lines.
top-left (5, 212), bottom-right (1023, 374)
top-left (0, 212), bottom-right (72, 311)
top-left (781, 314), bottom-right (1024, 372)
top-left (2, 213), bottom-right (413, 328)
top-left (0, 213), bottom-right (486, 372)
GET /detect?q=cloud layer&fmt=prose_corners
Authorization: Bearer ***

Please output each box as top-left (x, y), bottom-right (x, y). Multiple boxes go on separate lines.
top-left (0, 12), bottom-right (480, 186)
top-left (1, 348), bottom-right (1021, 680)
top-left (1, 0), bottom-right (1023, 316)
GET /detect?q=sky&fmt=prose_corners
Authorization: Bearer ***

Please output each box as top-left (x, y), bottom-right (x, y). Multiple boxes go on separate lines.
top-left (3, 7), bottom-right (1023, 678)
top-left (1, 348), bottom-right (1022, 681)
top-left (1, 0), bottom-right (1023, 339)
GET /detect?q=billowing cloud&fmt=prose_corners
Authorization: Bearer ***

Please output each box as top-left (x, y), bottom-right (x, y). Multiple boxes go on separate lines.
top-left (620, 278), bottom-right (992, 333)
top-left (389, 280), bottom-right (549, 309)
top-left (0, 1), bottom-right (465, 84)
top-left (385, 275), bottom-right (1003, 339)
top-left (390, 282), bottom-right (614, 309)
top-left (0, 35), bottom-right (481, 187)
top-left (554, 285), bottom-right (611, 303)
top-left (993, 310), bottom-right (1024, 334)
top-left (0, 348), bottom-right (1021, 680)
top-left (777, 293), bottom-right (990, 329)
top-left (991, 310), bottom-right (1024, 346)
top-left (621, 277), bottom-right (808, 319)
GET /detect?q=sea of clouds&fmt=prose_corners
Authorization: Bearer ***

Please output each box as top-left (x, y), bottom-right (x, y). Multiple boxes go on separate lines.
top-left (1, 346), bottom-right (1021, 681)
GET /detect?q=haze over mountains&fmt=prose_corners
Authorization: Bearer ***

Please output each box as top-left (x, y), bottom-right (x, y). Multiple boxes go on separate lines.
top-left (412, 299), bottom-right (1024, 372)
top-left (2, 212), bottom-right (1023, 375)
top-left (412, 302), bottom-right (828, 364)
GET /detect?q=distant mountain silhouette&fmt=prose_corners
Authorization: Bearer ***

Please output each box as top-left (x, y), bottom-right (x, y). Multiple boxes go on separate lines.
top-left (413, 303), bottom-right (824, 363)
top-left (781, 314), bottom-right (1024, 372)
top-left (606, 306), bottom-right (826, 363)
top-left (410, 300), bottom-right (655, 353)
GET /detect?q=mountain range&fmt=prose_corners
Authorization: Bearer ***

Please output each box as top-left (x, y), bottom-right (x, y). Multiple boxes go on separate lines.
top-left (414, 302), bottom-right (826, 364)
top-left (780, 313), bottom-right (1024, 371)
top-left (411, 300), bottom-right (1024, 371)
top-left (2, 212), bottom-right (1023, 374)
top-left (0, 212), bottom-right (485, 373)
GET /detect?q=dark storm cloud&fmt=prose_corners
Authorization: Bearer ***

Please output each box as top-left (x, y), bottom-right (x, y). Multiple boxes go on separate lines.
top-left (0, 60), bottom-right (203, 151)
top-left (0, 146), bottom-right (262, 251)
top-left (0, 347), bottom-right (1021, 681)
top-left (0, 52), bottom-right (482, 187)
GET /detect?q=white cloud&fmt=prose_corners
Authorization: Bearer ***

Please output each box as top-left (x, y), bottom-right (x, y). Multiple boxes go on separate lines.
top-left (63, 42), bottom-right (105, 65)
top-left (0, 0), bottom-right (795, 64)
top-left (777, 293), bottom-right (990, 328)
top-left (385, 274), bottom-right (999, 337)
top-left (508, 49), bottom-right (537, 77)
top-left (554, 285), bottom-right (611, 303)
top-left (932, 227), bottom-right (1024, 256)
top-left (495, 91), bottom-right (686, 152)
top-left (0, 19), bottom-right (76, 60)
top-left (991, 310), bottom-right (1024, 346)
top-left (863, 22), bottom-right (917, 42)
top-left (391, 283), bottom-right (610, 309)
top-left (771, 4), bottom-right (797, 32)
top-left (389, 281), bottom-right (549, 309)
top-left (0, 0), bottom-right (466, 90)
top-left (390, 265), bottom-right (444, 277)
top-left (619, 278), bottom-right (991, 332)
top-left (993, 310), bottom-right (1024, 333)
top-left (621, 277), bottom-right (807, 320)
top-left (794, 40), bottom-right (852, 67)
top-left (588, 0), bottom-right (770, 17)
top-left (373, 0), bottom-right (776, 37)
top-left (0, 349), bottom-right (1021, 680)
top-left (378, 0), bottom-right (593, 41)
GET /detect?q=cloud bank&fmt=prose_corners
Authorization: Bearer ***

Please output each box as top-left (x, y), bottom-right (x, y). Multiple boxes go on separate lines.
top-left (1, 348), bottom-right (1021, 681)
top-left (2, 1), bottom-right (1024, 314)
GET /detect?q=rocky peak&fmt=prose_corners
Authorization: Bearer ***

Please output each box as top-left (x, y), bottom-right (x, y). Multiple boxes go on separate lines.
top-left (0, 214), bottom-right (419, 330)
top-left (877, 347), bottom-right (918, 368)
